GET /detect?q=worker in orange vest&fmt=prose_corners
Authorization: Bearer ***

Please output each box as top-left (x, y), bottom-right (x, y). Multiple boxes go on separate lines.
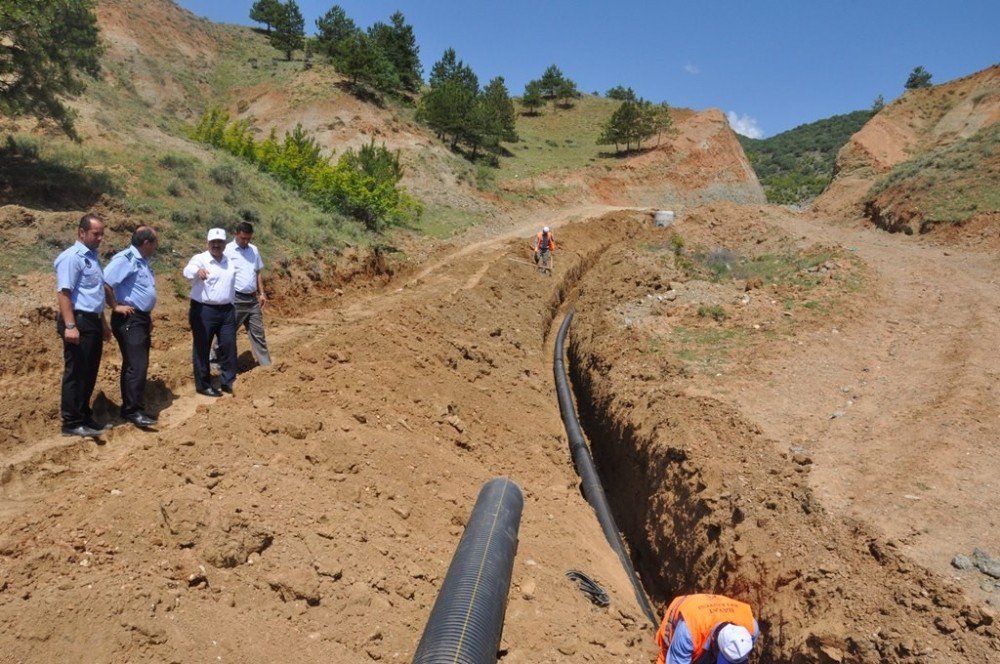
top-left (532, 226), bottom-right (555, 267)
top-left (655, 594), bottom-right (759, 664)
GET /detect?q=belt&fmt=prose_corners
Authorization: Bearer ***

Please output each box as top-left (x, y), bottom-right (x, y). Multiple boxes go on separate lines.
top-left (190, 300), bottom-right (233, 309)
top-left (73, 310), bottom-right (101, 318)
top-left (235, 291), bottom-right (258, 298)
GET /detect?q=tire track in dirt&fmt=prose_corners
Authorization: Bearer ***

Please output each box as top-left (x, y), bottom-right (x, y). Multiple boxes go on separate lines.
top-left (718, 214), bottom-right (1000, 603)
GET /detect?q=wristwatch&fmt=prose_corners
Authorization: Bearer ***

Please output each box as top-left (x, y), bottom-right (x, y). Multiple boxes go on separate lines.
top-left (65, 323), bottom-right (77, 329)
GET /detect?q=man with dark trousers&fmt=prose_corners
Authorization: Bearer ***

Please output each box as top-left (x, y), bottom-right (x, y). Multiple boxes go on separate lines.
top-left (183, 228), bottom-right (238, 397)
top-left (104, 226), bottom-right (159, 428)
top-left (54, 213), bottom-right (112, 437)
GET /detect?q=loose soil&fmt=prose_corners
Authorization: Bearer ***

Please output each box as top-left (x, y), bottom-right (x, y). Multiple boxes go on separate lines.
top-left (1, 199), bottom-right (998, 663)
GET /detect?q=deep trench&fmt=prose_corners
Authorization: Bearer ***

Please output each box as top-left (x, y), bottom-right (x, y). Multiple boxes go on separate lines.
top-left (562, 331), bottom-right (787, 661)
top-left (539, 219), bottom-right (773, 654)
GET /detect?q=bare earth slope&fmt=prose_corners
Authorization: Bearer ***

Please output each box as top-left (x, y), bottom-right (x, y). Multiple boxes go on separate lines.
top-left (2, 3), bottom-right (1000, 662)
top-left (813, 65), bottom-right (1000, 227)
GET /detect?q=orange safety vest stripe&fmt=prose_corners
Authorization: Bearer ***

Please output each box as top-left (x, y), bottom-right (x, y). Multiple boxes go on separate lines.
top-left (655, 594), bottom-right (755, 664)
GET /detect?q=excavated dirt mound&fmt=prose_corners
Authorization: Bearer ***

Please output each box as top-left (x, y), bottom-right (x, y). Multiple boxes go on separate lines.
top-left (1, 203), bottom-right (999, 662)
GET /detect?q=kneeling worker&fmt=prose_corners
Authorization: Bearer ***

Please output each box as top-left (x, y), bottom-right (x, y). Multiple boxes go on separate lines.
top-left (655, 593), bottom-right (759, 664)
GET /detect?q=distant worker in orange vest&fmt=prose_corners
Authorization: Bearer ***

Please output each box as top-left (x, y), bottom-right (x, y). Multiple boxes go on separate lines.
top-left (532, 226), bottom-right (555, 271)
top-left (655, 594), bottom-right (759, 664)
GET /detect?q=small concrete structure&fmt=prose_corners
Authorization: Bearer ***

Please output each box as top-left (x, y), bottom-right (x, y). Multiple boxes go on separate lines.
top-left (654, 210), bottom-right (676, 228)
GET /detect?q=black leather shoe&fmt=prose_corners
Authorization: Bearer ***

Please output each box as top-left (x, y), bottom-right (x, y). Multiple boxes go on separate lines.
top-left (84, 419), bottom-right (108, 431)
top-left (62, 424), bottom-right (102, 437)
top-left (197, 387), bottom-right (222, 397)
top-left (220, 385), bottom-right (234, 395)
top-left (126, 413), bottom-right (156, 429)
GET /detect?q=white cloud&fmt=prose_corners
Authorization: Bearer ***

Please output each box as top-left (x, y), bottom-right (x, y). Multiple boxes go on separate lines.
top-left (726, 111), bottom-right (763, 139)
top-left (684, 63), bottom-right (700, 75)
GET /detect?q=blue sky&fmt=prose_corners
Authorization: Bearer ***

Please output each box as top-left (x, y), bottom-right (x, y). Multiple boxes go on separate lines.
top-left (175, 0), bottom-right (999, 138)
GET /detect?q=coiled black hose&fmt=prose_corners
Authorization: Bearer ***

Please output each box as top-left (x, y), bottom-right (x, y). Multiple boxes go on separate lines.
top-left (554, 309), bottom-right (658, 627)
top-left (413, 477), bottom-right (524, 664)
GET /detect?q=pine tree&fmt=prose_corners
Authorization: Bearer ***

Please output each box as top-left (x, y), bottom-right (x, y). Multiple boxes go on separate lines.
top-left (520, 81), bottom-right (545, 115)
top-left (606, 85), bottom-right (637, 101)
top-left (368, 11), bottom-right (422, 94)
top-left (315, 5), bottom-right (358, 59)
top-left (0, 0), bottom-right (102, 139)
top-left (597, 99), bottom-right (645, 152)
top-left (334, 32), bottom-right (399, 96)
top-left (555, 78), bottom-right (579, 109)
top-left (269, 0), bottom-right (305, 61)
top-left (419, 49), bottom-right (479, 149)
top-left (249, 0), bottom-right (283, 34)
top-left (904, 66), bottom-right (932, 90)
top-left (539, 65), bottom-right (565, 103)
top-left (468, 76), bottom-right (518, 158)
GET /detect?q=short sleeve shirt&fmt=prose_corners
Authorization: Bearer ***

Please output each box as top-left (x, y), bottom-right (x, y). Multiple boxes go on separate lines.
top-left (54, 241), bottom-right (105, 313)
top-left (104, 245), bottom-right (157, 312)
top-left (225, 241), bottom-right (264, 294)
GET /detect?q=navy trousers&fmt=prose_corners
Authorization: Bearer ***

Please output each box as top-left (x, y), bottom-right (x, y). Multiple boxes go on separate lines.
top-left (189, 301), bottom-right (236, 392)
top-left (111, 310), bottom-right (151, 417)
top-left (59, 311), bottom-right (103, 427)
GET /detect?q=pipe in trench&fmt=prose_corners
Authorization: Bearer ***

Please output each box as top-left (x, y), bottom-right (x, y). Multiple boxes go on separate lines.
top-left (554, 308), bottom-right (658, 628)
top-left (413, 477), bottom-right (524, 664)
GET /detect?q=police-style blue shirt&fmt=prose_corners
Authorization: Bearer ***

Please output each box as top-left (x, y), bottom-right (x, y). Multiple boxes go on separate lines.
top-left (104, 245), bottom-right (157, 312)
top-left (54, 240), bottom-right (106, 313)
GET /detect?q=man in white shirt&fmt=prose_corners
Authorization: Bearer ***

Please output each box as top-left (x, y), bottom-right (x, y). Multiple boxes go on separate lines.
top-left (182, 228), bottom-right (237, 397)
top-left (225, 221), bottom-right (272, 366)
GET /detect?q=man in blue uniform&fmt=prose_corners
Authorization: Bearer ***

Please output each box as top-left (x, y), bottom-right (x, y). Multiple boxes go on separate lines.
top-left (54, 213), bottom-right (111, 437)
top-left (103, 226), bottom-right (159, 428)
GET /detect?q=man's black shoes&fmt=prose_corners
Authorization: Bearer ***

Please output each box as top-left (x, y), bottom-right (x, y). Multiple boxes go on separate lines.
top-left (62, 424), bottom-right (102, 437)
top-left (125, 413), bottom-right (157, 429)
top-left (197, 387), bottom-right (222, 397)
top-left (220, 385), bottom-right (234, 395)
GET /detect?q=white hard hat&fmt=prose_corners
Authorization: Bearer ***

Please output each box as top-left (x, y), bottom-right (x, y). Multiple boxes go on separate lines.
top-left (716, 624), bottom-right (753, 663)
top-left (543, 226), bottom-right (550, 233)
top-left (207, 228), bottom-right (226, 242)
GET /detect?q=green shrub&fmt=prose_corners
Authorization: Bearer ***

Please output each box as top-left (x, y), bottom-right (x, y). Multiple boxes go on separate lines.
top-left (210, 163), bottom-right (240, 187)
top-left (697, 304), bottom-right (727, 322)
top-left (190, 107), bottom-right (421, 231)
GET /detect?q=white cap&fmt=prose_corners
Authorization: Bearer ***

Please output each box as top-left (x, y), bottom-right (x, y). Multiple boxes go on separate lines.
top-left (716, 624), bottom-right (753, 663)
top-left (543, 226), bottom-right (550, 233)
top-left (207, 228), bottom-right (226, 242)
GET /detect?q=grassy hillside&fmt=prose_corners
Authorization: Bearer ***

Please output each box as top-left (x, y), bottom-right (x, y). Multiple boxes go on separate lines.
top-left (865, 121), bottom-right (1000, 232)
top-left (738, 110), bottom-right (873, 204)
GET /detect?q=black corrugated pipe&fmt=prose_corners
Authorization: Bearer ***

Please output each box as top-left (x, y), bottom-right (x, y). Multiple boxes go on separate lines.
top-left (554, 309), bottom-right (658, 627)
top-left (413, 477), bottom-right (524, 664)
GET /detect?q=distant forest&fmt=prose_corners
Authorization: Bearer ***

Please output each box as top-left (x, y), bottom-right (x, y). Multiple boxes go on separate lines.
top-left (738, 110), bottom-right (873, 204)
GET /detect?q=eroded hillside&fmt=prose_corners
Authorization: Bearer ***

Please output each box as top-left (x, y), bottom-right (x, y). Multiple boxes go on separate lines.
top-left (814, 64), bottom-right (1000, 240)
top-left (2, 2), bottom-right (1000, 663)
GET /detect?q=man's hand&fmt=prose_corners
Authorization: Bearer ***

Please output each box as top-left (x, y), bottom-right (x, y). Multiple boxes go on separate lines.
top-left (113, 303), bottom-right (135, 316)
top-left (197, 268), bottom-right (209, 280)
top-left (63, 327), bottom-right (81, 345)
